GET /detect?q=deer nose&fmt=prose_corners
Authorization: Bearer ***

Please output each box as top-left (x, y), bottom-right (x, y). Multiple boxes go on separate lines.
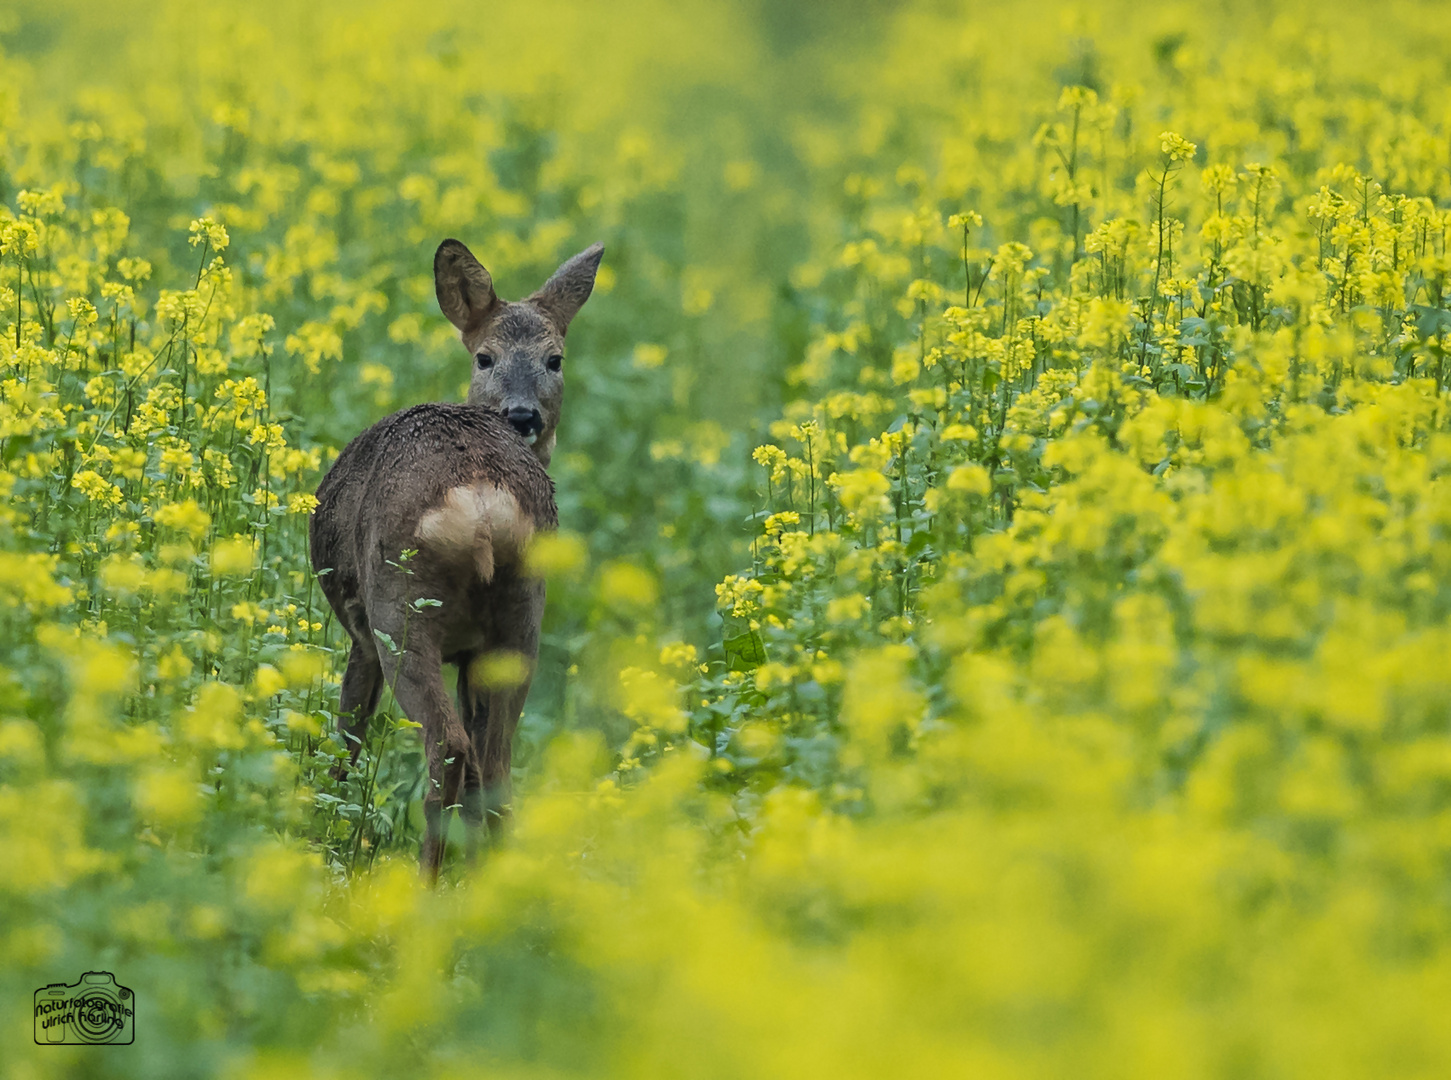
top-left (504, 406), bottom-right (543, 439)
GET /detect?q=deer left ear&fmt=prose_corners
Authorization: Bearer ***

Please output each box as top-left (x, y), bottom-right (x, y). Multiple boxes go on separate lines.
top-left (435, 239), bottom-right (499, 333)
top-left (531, 242), bottom-right (604, 333)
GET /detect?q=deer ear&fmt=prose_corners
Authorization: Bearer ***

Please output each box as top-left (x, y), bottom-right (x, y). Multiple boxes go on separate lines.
top-left (434, 239), bottom-right (498, 333)
top-left (531, 242), bottom-right (604, 333)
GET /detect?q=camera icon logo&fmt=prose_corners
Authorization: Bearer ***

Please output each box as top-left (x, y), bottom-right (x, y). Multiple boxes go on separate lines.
top-left (33, 972), bottom-right (135, 1045)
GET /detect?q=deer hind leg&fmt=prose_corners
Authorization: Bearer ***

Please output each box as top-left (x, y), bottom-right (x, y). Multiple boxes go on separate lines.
top-left (455, 656), bottom-right (527, 856)
top-left (474, 580), bottom-right (546, 845)
top-left (382, 643), bottom-right (474, 883)
top-left (332, 639), bottom-right (384, 779)
top-left (455, 655), bottom-right (490, 865)
top-left (459, 671), bottom-right (529, 847)
top-left (477, 683), bottom-right (529, 844)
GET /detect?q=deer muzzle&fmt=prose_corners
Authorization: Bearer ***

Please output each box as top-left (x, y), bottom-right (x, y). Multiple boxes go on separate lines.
top-left (503, 406), bottom-right (544, 443)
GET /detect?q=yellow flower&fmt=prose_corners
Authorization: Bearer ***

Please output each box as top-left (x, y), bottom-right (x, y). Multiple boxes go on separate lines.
top-left (280, 649), bottom-right (326, 689)
top-left (763, 511), bottom-right (801, 536)
top-left (940, 423), bottom-right (978, 441)
top-left (0, 553), bottom-right (73, 610)
top-left (658, 642), bottom-right (699, 670)
top-left (66, 296), bottom-right (99, 329)
top-left (252, 666), bottom-right (286, 698)
top-left (1158, 130), bottom-right (1197, 162)
top-left (752, 444), bottom-right (789, 482)
top-left (134, 767), bottom-right (201, 828)
top-left (598, 562), bottom-right (659, 612)
top-left (946, 464), bottom-right (990, 495)
top-left (111, 447), bottom-right (148, 481)
top-left (187, 217), bottom-right (230, 251)
top-left (210, 538), bottom-right (255, 576)
top-left (284, 321), bottom-right (343, 375)
top-left (832, 468), bottom-right (890, 515)
top-left (470, 651), bottom-right (529, 690)
top-left (248, 423), bottom-right (287, 452)
top-left (716, 574), bottom-right (764, 617)
top-left (524, 531), bottom-right (588, 580)
top-left (890, 346), bottom-right (920, 385)
top-left (72, 469), bottom-right (124, 506)
top-left (153, 500), bottom-right (212, 540)
top-left (158, 446), bottom-right (194, 476)
top-left (632, 343), bottom-right (668, 369)
top-left (616, 666), bottom-right (686, 734)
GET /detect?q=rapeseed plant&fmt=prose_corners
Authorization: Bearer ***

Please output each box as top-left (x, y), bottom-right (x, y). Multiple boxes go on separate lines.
top-left (3, 0), bottom-right (1451, 1075)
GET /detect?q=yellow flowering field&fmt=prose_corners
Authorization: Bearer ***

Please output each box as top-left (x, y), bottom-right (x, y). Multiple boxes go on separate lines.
top-left (4, 0), bottom-right (1451, 1075)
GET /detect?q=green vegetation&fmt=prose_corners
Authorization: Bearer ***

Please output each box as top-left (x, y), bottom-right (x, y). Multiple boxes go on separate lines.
top-left (4, 0), bottom-right (1451, 1074)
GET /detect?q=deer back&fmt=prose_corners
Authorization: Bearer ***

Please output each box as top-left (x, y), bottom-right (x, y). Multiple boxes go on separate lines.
top-left (311, 403), bottom-right (556, 628)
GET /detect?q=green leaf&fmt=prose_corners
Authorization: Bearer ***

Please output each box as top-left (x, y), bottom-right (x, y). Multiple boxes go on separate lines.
top-left (2, 433), bottom-right (34, 465)
top-left (723, 630), bottom-right (766, 671)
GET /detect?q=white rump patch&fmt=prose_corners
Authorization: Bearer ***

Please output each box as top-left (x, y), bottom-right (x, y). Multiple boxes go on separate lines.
top-left (416, 482), bottom-right (533, 582)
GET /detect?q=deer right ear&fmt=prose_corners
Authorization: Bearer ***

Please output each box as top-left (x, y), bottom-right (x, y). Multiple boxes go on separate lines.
top-left (531, 242), bottom-right (604, 333)
top-left (434, 239), bottom-right (498, 333)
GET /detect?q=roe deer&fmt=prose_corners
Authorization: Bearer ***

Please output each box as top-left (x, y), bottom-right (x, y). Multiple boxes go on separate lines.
top-left (310, 238), bottom-right (603, 881)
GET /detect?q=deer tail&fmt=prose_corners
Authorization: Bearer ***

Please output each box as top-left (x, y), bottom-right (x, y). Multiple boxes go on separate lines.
top-left (415, 481), bottom-right (533, 582)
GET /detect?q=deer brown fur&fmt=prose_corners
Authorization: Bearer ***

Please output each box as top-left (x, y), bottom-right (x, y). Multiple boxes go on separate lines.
top-left (310, 238), bottom-right (602, 881)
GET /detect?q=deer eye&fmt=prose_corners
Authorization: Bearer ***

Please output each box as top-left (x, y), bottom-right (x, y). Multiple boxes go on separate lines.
top-left (546, 354), bottom-right (563, 372)
top-left (475, 353), bottom-right (494, 370)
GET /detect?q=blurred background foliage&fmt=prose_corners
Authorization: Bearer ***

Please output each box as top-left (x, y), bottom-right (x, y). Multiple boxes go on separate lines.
top-left (4, 0), bottom-right (1451, 1075)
